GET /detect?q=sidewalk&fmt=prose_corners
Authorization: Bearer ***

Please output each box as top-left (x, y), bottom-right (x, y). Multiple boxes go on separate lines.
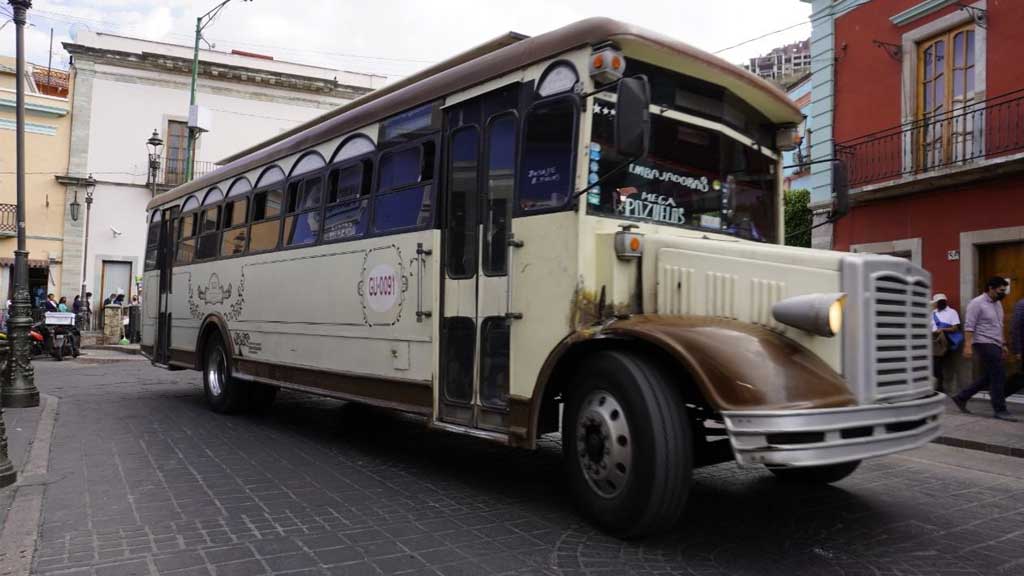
top-left (935, 397), bottom-right (1024, 458)
top-left (0, 401), bottom-right (44, 529)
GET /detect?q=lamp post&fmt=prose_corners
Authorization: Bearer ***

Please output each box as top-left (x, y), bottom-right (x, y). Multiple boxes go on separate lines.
top-left (76, 175), bottom-right (96, 331)
top-left (184, 0), bottom-right (252, 182)
top-left (147, 129), bottom-right (164, 198)
top-left (4, 0), bottom-right (39, 409)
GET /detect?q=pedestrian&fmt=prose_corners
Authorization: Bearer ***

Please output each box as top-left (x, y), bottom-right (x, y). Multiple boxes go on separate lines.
top-left (72, 295), bottom-right (82, 315)
top-left (84, 291), bottom-right (93, 330)
top-left (57, 296), bottom-right (69, 312)
top-left (931, 293), bottom-right (962, 393)
top-left (952, 276), bottom-right (1024, 421)
top-left (45, 293), bottom-right (58, 312)
top-left (103, 293), bottom-right (116, 306)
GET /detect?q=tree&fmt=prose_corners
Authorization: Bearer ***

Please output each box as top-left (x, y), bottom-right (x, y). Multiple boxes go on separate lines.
top-left (784, 188), bottom-right (812, 248)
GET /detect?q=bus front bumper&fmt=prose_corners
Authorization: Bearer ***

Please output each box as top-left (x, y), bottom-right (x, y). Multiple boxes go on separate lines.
top-left (720, 392), bottom-right (945, 468)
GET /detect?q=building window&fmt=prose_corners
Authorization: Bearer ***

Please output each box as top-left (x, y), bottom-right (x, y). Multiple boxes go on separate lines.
top-left (918, 24), bottom-right (976, 169)
top-left (165, 120), bottom-right (189, 186)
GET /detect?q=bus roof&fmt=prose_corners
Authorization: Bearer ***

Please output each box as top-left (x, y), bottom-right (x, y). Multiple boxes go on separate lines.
top-left (149, 17), bottom-right (802, 211)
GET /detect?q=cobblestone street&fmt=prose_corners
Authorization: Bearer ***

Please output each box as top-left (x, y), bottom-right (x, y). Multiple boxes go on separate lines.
top-left (5, 359), bottom-right (1024, 575)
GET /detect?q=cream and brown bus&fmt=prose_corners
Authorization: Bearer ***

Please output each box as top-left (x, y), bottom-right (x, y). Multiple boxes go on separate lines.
top-left (142, 18), bottom-right (944, 537)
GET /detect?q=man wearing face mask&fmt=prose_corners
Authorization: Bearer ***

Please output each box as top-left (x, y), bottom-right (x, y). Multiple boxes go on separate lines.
top-left (931, 293), bottom-right (961, 393)
top-left (952, 276), bottom-right (1018, 421)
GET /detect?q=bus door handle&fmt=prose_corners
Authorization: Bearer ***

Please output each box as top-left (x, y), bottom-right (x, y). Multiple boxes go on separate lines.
top-left (506, 235), bottom-right (524, 320)
top-left (416, 243), bottom-right (433, 322)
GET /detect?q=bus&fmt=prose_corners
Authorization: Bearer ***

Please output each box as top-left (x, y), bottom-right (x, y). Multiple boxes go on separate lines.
top-left (142, 18), bottom-right (944, 537)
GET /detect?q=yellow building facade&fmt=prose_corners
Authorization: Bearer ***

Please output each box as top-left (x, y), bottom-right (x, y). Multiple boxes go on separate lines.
top-left (0, 56), bottom-right (73, 306)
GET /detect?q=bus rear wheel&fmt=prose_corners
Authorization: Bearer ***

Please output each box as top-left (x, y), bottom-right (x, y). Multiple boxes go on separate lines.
top-left (203, 336), bottom-right (246, 414)
top-left (564, 350), bottom-right (692, 539)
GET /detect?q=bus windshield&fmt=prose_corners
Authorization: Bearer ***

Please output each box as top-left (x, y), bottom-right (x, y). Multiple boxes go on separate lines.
top-left (587, 98), bottom-right (778, 243)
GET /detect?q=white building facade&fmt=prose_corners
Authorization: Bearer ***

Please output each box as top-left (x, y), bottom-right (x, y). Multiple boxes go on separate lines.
top-left (59, 32), bottom-right (384, 304)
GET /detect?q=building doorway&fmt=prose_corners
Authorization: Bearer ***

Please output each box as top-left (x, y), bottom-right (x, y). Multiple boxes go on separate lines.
top-left (977, 241), bottom-right (1024, 347)
top-left (101, 260), bottom-right (132, 304)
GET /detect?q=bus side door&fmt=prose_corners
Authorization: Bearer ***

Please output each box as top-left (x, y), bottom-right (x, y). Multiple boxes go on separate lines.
top-left (439, 85), bottom-right (519, 432)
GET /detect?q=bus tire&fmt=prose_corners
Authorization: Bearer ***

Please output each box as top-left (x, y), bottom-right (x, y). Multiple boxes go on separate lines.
top-left (768, 461), bottom-right (860, 484)
top-left (564, 350), bottom-right (692, 539)
top-left (247, 383), bottom-right (278, 413)
top-left (203, 336), bottom-right (245, 414)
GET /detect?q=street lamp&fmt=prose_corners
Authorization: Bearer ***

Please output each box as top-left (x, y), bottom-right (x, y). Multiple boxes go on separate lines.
top-left (79, 175), bottom-right (96, 331)
top-left (184, 0), bottom-right (253, 182)
top-left (147, 129), bottom-right (164, 197)
top-left (4, 0), bottom-right (39, 410)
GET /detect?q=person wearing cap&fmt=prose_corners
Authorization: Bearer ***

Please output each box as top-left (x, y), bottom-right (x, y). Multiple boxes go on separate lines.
top-left (930, 293), bottom-right (961, 393)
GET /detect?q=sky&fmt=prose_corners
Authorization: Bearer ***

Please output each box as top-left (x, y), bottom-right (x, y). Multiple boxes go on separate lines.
top-left (0, 0), bottom-right (811, 82)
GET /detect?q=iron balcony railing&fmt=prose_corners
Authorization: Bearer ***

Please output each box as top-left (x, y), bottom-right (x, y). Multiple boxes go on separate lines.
top-left (159, 157), bottom-right (220, 187)
top-left (0, 204), bottom-right (16, 235)
top-left (836, 88), bottom-right (1024, 188)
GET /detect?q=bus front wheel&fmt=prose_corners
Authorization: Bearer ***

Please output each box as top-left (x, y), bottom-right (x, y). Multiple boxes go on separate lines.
top-left (203, 336), bottom-right (246, 413)
top-left (564, 350), bottom-right (692, 539)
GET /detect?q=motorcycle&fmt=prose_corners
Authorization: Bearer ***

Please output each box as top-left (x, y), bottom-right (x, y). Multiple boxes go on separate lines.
top-left (41, 313), bottom-right (81, 361)
top-left (0, 324), bottom-right (48, 356)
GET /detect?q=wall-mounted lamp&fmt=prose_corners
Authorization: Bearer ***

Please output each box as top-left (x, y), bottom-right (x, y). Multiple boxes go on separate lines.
top-left (872, 40), bottom-right (902, 62)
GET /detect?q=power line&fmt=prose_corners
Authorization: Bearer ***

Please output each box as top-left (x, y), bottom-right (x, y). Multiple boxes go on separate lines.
top-left (713, 21), bottom-right (811, 54)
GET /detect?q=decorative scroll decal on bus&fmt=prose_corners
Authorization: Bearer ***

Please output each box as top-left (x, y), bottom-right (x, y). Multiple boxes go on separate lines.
top-left (358, 244), bottom-right (409, 327)
top-left (231, 330), bottom-right (261, 356)
top-left (197, 273), bottom-right (233, 306)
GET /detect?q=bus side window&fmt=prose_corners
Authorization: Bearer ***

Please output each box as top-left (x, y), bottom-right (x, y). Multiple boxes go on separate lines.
top-left (284, 174), bottom-right (323, 247)
top-left (323, 160), bottom-right (371, 242)
top-left (220, 194), bottom-right (250, 256)
top-left (519, 98), bottom-right (576, 212)
top-left (195, 204), bottom-right (222, 260)
top-left (482, 114), bottom-right (516, 276)
top-left (446, 126), bottom-right (479, 279)
top-left (249, 188), bottom-right (283, 252)
top-left (144, 211), bottom-right (161, 271)
top-left (373, 141), bottom-right (434, 233)
top-left (176, 212), bottom-right (196, 265)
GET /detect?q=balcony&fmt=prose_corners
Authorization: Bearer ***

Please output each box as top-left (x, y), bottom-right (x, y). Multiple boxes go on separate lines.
top-left (157, 156), bottom-right (220, 188)
top-left (836, 89), bottom-right (1024, 198)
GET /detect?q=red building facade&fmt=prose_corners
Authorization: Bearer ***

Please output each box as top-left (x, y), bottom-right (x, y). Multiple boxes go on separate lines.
top-left (829, 0), bottom-right (1024, 325)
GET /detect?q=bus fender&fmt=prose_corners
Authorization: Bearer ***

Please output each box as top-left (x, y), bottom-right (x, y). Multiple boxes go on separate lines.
top-left (196, 313), bottom-right (233, 370)
top-left (523, 315), bottom-right (855, 446)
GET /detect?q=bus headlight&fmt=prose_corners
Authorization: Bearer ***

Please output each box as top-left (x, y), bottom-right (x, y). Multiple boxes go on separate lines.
top-left (772, 293), bottom-right (846, 337)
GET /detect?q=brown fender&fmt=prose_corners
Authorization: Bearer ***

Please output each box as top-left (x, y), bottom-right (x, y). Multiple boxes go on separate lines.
top-left (521, 315), bottom-right (856, 446)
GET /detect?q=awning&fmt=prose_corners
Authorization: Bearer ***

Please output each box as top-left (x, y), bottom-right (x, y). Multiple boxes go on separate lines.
top-left (0, 258), bottom-right (50, 268)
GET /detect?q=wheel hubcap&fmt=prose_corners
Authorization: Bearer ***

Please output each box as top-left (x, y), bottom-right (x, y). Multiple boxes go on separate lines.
top-left (576, 390), bottom-right (631, 498)
top-left (207, 348), bottom-right (225, 397)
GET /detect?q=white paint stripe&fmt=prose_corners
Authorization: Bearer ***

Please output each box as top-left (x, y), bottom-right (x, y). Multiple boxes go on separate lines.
top-left (0, 394), bottom-right (59, 576)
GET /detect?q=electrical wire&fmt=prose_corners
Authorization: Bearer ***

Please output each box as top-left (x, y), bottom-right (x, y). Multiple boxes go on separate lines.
top-left (713, 21), bottom-right (811, 54)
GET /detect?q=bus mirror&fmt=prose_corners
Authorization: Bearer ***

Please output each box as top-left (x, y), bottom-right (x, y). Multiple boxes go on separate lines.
top-left (832, 159), bottom-right (849, 219)
top-left (615, 75), bottom-right (650, 159)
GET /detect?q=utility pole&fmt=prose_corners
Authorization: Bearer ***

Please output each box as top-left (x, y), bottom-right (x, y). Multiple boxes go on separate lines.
top-left (4, 0), bottom-right (40, 409)
top-left (184, 0), bottom-right (251, 182)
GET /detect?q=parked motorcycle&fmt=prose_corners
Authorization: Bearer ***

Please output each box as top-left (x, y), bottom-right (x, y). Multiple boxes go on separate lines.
top-left (41, 313), bottom-right (81, 361)
top-left (0, 324), bottom-right (48, 356)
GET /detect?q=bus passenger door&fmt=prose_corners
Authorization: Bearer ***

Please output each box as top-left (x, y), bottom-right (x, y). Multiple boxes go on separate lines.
top-left (439, 86), bottom-right (518, 432)
top-left (155, 206), bottom-right (177, 364)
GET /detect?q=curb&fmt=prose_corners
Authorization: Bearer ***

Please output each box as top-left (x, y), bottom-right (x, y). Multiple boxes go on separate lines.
top-left (80, 345), bottom-right (141, 356)
top-left (932, 436), bottom-right (1024, 459)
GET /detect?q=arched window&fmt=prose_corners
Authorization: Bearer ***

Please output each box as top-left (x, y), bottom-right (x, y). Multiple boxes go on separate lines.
top-left (145, 210), bottom-right (162, 272)
top-left (250, 166), bottom-right (286, 253)
top-left (150, 209), bottom-right (162, 223)
top-left (221, 178), bottom-right (252, 257)
top-left (175, 195), bottom-right (200, 265)
top-left (289, 151), bottom-right (326, 177)
top-left (284, 152), bottom-right (326, 247)
top-left (195, 187), bottom-right (223, 261)
top-left (331, 135), bottom-right (375, 164)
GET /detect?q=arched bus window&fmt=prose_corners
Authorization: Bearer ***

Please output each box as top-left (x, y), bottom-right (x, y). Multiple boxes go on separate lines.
top-left (195, 187), bottom-right (224, 261)
top-left (324, 137), bottom-right (375, 243)
top-left (331, 134), bottom-right (375, 164)
top-left (250, 165), bottom-right (285, 252)
top-left (175, 195), bottom-right (200, 265)
top-left (373, 139), bottom-right (436, 233)
top-left (284, 152), bottom-right (326, 247)
top-left (221, 177), bottom-right (252, 257)
top-left (144, 209), bottom-right (162, 272)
